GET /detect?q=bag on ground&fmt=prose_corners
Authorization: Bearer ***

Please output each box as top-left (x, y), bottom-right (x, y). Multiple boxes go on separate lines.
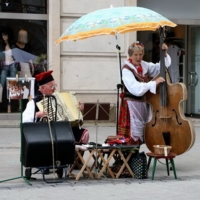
top-left (129, 151), bottom-right (148, 179)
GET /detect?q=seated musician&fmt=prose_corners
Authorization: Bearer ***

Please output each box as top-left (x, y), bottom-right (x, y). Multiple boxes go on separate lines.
top-left (22, 70), bottom-right (89, 145)
top-left (118, 41), bottom-right (171, 145)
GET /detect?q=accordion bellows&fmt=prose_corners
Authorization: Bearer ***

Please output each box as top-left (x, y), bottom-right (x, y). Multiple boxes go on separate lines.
top-left (36, 92), bottom-right (83, 124)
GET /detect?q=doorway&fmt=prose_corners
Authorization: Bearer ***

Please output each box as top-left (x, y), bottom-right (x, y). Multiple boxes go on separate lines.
top-left (186, 26), bottom-right (200, 117)
top-left (137, 26), bottom-right (200, 118)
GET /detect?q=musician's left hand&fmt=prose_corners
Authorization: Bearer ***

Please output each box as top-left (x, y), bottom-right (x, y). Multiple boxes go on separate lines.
top-left (78, 102), bottom-right (84, 111)
top-left (162, 43), bottom-right (168, 57)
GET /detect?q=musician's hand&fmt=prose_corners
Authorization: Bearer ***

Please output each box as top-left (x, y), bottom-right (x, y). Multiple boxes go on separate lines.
top-left (36, 111), bottom-right (47, 118)
top-left (78, 102), bottom-right (84, 111)
top-left (161, 43), bottom-right (168, 57)
top-left (155, 77), bottom-right (165, 85)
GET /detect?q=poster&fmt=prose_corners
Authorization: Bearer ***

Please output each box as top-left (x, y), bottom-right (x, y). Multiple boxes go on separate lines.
top-left (7, 77), bottom-right (35, 100)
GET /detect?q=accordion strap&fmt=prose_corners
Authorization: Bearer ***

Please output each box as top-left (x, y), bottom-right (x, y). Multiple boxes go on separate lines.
top-left (46, 117), bottom-right (56, 178)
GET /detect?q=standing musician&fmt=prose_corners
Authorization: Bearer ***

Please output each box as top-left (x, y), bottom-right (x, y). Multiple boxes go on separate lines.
top-left (22, 70), bottom-right (89, 145)
top-left (118, 41), bottom-right (171, 145)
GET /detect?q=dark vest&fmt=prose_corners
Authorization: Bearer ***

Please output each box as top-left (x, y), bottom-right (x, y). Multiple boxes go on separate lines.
top-left (33, 91), bottom-right (43, 122)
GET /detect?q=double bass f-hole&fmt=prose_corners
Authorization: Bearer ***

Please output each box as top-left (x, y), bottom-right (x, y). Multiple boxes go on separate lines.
top-left (151, 109), bottom-right (182, 126)
top-left (172, 109), bottom-right (182, 125)
top-left (152, 110), bottom-right (159, 127)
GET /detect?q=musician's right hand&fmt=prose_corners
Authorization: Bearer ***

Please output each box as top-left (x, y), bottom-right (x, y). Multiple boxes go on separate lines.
top-left (36, 111), bottom-right (48, 118)
top-left (155, 77), bottom-right (165, 86)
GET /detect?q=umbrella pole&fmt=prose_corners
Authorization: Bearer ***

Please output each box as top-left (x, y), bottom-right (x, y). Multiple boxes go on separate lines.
top-left (116, 45), bottom-right (123, 85)
top-left (95, 100), bottom-right (99, 176)
top-left (116, 83), bottom-right (122, 135)
top-left (116, 45), bottom-right (123, 135)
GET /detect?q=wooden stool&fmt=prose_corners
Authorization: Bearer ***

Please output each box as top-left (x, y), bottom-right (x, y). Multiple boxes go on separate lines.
top-left (146, 152), bottom-right (177, 180)
top-left (98, 146), bottom-right (138, 178)
top-left (90, 148), bottom-right (134, 179)
top-left (68, 148), bottom-right (95, 181)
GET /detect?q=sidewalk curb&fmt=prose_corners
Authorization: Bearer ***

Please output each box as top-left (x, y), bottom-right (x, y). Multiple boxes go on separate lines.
top-left (0, 121), bottom-right (116, 128)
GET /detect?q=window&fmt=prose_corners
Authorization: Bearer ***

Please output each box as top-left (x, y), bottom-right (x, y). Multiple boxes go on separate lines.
top-left (0, 0), bottom-right (47, 14)
top-left (0, 19), bottom-right (47, 112)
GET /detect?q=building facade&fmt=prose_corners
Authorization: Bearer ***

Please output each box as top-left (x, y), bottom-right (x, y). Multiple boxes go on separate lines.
top-left (1, 0), bottom-right (200, 120)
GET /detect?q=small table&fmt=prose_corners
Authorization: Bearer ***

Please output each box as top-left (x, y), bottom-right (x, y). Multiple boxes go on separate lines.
top-left (68, 145), bottom-right (139, 181)
top-left (146, 152), bottom-right (177, 180)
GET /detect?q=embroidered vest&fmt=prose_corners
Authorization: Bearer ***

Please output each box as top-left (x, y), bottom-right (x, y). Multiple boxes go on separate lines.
top-left (122, 65), bottom-right (150, 102)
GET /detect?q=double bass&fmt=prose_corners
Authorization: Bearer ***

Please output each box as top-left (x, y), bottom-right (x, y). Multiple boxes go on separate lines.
top-left (144, 28), bottom-right (195, 155)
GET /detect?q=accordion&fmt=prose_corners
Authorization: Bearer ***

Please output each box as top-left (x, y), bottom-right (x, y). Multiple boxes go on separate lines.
top-left (36, 91), bottom-right (83, 127)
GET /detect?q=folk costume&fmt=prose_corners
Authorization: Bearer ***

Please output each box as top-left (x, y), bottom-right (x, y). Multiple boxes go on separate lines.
top-left (23, 70), bottom-right (54, 122)
top-left (118, 55), bottom-right (171, 144)
top-left (23, 70), bottom-right (89, 144)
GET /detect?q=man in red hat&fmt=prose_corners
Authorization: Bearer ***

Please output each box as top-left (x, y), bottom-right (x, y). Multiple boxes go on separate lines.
top-left (23, 70), bottom-right (57, 122)
top-left (23, 70), bottom-right (89, 144)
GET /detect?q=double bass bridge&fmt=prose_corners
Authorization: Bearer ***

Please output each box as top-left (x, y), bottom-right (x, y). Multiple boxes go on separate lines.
top-left (159, 116), bottom-right (172, 119)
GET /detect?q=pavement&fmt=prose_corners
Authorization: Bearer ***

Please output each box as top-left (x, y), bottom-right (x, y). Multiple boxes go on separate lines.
top-left (0, 121), bottom-right (200, 200)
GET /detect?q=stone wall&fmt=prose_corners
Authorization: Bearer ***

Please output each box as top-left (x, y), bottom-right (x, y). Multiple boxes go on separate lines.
top-left (49, 0), bottom-right (137, 121)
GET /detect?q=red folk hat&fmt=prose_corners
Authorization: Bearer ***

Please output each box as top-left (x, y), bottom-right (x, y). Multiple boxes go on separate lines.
top-left (35, 70), bottom-right (54, 86)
